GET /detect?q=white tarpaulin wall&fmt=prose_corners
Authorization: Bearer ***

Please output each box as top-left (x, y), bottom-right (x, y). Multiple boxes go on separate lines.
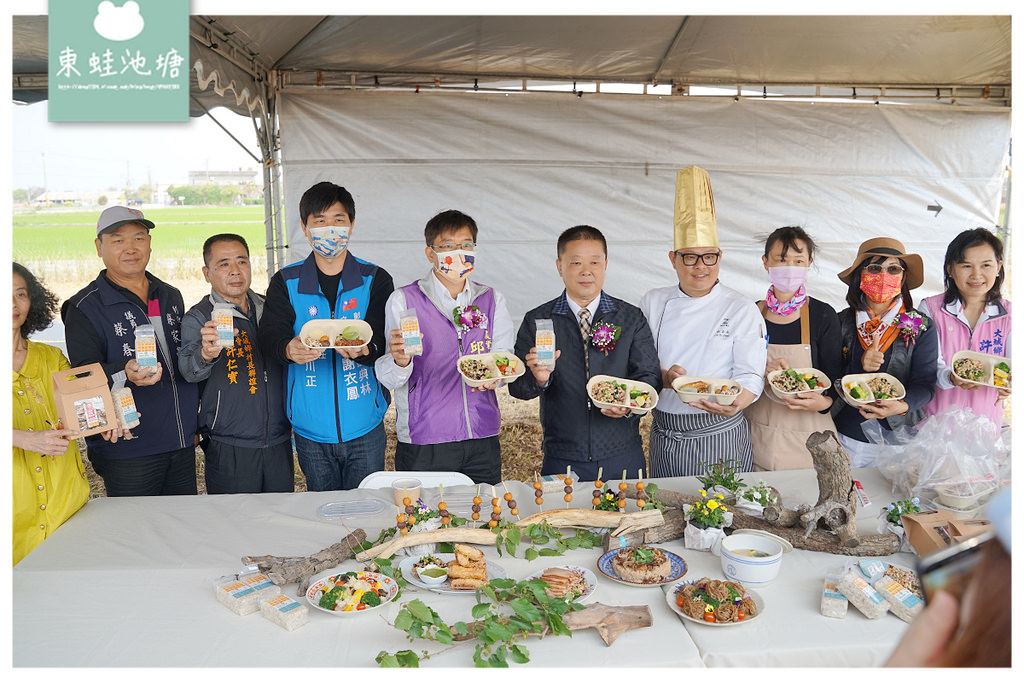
top-left (280, 91), bottom-right (1009, 324)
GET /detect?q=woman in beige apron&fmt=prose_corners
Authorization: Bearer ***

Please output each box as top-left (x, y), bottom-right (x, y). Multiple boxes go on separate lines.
top-left (747, 227), bottom-right (843, 470)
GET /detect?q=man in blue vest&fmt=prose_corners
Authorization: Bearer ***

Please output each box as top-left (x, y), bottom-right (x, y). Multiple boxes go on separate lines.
top-left (258, 182), bottom-right (394, 490)
top-left (62, 206), bottom-right (199, 496)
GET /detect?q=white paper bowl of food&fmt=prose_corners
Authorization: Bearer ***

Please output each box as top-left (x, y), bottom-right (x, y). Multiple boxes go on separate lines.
top-left (671, 376), bottom-right (742, 405)
top-left (951, 350), bottom-right (1011, 390)
top-left (720, 530), bottom-right (792, 586)
top-left (586, 375), bottom-right (659, 415)
top-left (299, 319), bottom-right (373, 351)
top-left (487, 353), bottom-right (527, 383)
top-left (456, 353), bottom-right (501, 387)
top-left (766, 368), bottom-right (830, 400)
top-left (839, 372), bottom-right (906, 407)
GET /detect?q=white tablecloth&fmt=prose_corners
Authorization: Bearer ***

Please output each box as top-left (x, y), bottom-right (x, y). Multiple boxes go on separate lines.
top-left (13, 468), bottom-right (912, 667)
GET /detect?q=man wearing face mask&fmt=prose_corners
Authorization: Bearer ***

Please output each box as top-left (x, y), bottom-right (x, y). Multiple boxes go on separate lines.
top-left (259, 182), bottom-right (394, 490)
top-left (374, 210), bottom-right (513, 484)
top-left (745, 226), bottom-right (842, 471)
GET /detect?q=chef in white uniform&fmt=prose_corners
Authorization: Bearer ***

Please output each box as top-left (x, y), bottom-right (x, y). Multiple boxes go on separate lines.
top-left (640, 167), bottom-right (768, 477)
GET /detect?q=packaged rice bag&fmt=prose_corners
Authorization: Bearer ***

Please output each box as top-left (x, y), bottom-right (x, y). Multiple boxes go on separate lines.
top-left (260, 594), bottom-right (309, 631)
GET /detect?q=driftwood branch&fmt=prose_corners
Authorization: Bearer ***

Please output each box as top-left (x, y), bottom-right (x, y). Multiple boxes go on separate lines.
top-left (452, 602), bottom-right (652, 647)
top-left (355, 509), bottom-right (665, 562)
top-left (242, 529), bottom-right (367, 596)
top-left (612, 431), bottom-right (902, 555)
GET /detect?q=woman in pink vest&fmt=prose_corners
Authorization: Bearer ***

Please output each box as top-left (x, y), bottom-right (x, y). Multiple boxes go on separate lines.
top-left (919, 228), bottom-right (1010, 427)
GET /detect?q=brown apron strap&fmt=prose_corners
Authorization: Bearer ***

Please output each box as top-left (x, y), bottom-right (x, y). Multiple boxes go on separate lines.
top-left (757, 300), bottom-right (768, 317)
top-left (799, 304), bottom-right (810, 345)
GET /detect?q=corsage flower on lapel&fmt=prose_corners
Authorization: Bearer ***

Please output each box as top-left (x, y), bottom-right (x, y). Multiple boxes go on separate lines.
top-left (896, 310), bottom-right (927, 347)
top-left (452, 305), bottom-right (488, 333)
top-left (590, 322), bottom-right (621, 355)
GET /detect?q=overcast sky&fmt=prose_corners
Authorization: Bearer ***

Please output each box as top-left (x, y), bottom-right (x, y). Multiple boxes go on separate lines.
top-left (10, 101), bottom-right (260, 193)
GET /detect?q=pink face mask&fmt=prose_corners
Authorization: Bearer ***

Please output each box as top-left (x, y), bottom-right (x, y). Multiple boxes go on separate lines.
top-left (768, 266), bottom-right (808, 292)
top-left (860, 272), bottom-right (902, 304)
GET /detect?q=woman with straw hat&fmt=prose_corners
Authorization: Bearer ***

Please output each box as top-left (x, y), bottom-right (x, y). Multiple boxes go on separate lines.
top-left (833, 238), bottom-right (938, 467)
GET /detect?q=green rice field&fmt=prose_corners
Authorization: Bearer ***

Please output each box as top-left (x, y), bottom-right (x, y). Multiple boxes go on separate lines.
top-left (12, 206), bottom-right (275, 304)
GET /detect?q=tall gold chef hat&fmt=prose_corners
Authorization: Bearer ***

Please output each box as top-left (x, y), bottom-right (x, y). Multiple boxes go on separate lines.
top-left (673, 166), bottom-right (718, 250)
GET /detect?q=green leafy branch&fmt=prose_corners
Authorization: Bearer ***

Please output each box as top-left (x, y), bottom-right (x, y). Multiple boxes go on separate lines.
top-left (376, 577), bottom-right (585, 667)
top-left (492, 520), bottom-right (602, 561)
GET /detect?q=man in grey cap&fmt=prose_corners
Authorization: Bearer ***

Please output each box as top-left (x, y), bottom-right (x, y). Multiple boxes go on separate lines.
top-left (61, 206), bottom-right (199, 496)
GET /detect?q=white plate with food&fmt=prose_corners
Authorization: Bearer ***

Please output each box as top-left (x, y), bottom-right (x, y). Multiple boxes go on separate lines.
top-left (586, 374), bottom-right (659, 415)
top-left (299, 319), bottom-right (373, 351)
top-left (666, 578), bottom-right (764, 626)
top-left (305, 569), bottom-right (398, 616)
top-left (523, 565), bottom-right (598, 603)
top-left (950, 350), bottom-right (1011, 391)
top-left (456, 352), bottom-right (526, 387)
top-left (671, 376), bottom-right (742, 405)
top-left (766, 367), bottom-right (830, 399)
top-left (838, 372), bottom-right (906, 407)
top-left (399, 553), bottom-right (507, 594)
top-left (597, 546), bottom-right (687, 586)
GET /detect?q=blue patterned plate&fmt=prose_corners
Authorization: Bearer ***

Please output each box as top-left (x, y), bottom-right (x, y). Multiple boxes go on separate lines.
top-left (597, 546), bottom-right (687, 586)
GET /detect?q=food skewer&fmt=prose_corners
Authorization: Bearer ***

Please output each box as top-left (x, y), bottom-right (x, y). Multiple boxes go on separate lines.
top-left (617, 469), bottom-right (628, 510)
top-left (592, 466), bottom-right (604, 509)
top-left (438, 484), bottom-right (451, 526)
top-left (489, 485), bottom-right (501, 528)
top-left (502, 481), bottom-right (521, 520)
top-left (471, 484), bottom-right (482, 525)
top-left (396, 503), bottom-right (409, 535)
top-left (533, 472), bottom-right (544, 511)
top-left (636, 468), bottom-right (647, 508)
top-left (563, 466), bottom-right (573, 509)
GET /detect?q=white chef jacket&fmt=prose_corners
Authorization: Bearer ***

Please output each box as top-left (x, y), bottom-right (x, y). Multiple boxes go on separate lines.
top-left (640, 282), bottom-right (768, 415)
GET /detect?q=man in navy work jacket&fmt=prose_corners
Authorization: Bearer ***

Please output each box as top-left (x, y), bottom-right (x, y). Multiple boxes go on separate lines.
top-left (62, 206), bottom-right (199, 496)
top-left (178, 234), bottom-right (293, 494)
top-left (509, 225), bottom-right (662, 480)
top-left (258, 181), bottom-right (394, 491)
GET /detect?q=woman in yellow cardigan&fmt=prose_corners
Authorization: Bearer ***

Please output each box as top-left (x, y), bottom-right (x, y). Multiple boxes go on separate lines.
top-left (12, 262), bottom-right (90, 565)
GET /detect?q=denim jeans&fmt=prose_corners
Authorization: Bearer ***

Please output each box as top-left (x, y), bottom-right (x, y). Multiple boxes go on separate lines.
top-left (293, 422), bottom-right (386, 491)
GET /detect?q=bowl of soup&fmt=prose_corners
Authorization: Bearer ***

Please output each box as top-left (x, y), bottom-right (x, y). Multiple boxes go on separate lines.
top-left (720, 530), bottom-right (792, 586)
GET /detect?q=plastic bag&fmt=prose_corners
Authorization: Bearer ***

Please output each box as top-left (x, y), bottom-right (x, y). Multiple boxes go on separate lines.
top-left (874, 406), bottom-right (1007, 507)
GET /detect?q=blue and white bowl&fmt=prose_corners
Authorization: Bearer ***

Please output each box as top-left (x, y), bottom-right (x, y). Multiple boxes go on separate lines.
top-left (720, 531), bottom-right (791, 586)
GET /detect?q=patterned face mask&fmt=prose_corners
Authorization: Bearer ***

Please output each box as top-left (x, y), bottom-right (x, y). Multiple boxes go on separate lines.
top-left (859, 271), bottom-right (902, 304)
top-left (434, 249), bottom-right (475, 283)
top-left (309, 226), bottom-right (350, 258)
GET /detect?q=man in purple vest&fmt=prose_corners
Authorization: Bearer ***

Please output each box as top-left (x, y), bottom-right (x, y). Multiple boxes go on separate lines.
top-left (375, 210), bottom-right (514, 484)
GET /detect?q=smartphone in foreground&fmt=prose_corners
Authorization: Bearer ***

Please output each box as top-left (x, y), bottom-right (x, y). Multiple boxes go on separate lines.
top-left (915, 528), bottom-right (995, 604)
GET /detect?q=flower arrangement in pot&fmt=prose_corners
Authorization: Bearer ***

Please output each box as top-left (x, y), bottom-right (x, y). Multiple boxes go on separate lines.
top-left (684, 489), bottom-right (733, 555)
top-left (696, 459), bottom-right (747, 503)
top-left (734, 480), bottom-right (778, 518)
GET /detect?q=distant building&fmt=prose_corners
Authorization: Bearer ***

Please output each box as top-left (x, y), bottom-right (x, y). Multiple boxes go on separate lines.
top-left (187, 168), bottom-right (259, 186)
top-left (31, 191), bottom-right (106, 206)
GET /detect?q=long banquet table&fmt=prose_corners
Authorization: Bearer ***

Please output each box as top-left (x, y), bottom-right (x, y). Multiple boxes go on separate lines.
top-left (13, 467), bottom-right (913, 667)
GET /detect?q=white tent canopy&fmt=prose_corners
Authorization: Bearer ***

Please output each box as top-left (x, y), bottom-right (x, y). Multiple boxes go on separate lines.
top-left (12, 14), bottom-right (1011, 320)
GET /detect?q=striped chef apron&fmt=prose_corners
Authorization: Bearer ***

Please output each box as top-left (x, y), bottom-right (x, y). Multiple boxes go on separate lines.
top-left (649, 409), bottom-right (753, 477)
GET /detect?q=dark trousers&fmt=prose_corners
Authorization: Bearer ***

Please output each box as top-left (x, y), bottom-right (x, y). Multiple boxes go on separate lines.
top-left (202, 439), bottom-right (294, 494)
top-left (89, 446), bottom-right (198, 497)
top-left (395, 436), bottom-right (502, 485)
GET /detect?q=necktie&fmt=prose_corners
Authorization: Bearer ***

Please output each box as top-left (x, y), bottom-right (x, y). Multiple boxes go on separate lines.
top-left (578, 308), bottom-right (592, 341)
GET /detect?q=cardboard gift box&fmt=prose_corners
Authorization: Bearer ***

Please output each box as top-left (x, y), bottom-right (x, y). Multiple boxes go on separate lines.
top-left (948, 517), bottom-right (993, 543)
top-left (900, 509), bottom-right (958, 557)
top-left (52, 363), bottom-right (116, 438)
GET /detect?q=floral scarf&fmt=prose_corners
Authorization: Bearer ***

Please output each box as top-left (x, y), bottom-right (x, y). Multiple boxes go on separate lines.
top-left (855, 297), bottom-right (904, 353)
top-left (764, 285), bottom-right (807, 317)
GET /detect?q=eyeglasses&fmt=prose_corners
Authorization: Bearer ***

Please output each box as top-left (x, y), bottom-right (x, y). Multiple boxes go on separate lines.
top-left (431, 242), bottom-right (476, 253)
top-left (674, 251), bottom-right (720, 267)
top-left (863, 264), bottom-right (904, 276)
